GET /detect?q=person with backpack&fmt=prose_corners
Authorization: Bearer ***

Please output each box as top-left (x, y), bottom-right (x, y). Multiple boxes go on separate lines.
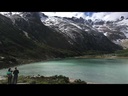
top-left (7, 68), bottom-right (13, 84)
top-left (13, 67), bottom-right (19, 84)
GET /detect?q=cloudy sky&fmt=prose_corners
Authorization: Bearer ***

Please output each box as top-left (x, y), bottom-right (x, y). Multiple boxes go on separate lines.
top-left (42, 12), bottom-right (128, 21)
top-left (0, 12), bottom-right (128, 21)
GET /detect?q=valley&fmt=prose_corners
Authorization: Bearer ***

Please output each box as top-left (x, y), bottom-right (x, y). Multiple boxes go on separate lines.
top-left (0, 12), bottom-right (128, 69)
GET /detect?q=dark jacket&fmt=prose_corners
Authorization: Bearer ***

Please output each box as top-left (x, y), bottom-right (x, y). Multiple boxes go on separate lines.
top-left (13, 70), bottom-right (19, 76)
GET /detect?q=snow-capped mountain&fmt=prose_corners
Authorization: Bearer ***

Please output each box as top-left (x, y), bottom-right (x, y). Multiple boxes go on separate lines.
top-left (0, 12), bottom-right (127, 68)
top-left (41, 15), bottom-right (99, 41)
top-left (2, 12), bottom-right (128, 42)
top-left (92, 17), bottom-right (128, 49)
top-left (0, 12), bottom-right (22, 17)
top-left (0, 12), bottom-right (122, 54)
top-left (37, 13), bottom-right (128, 49)
top-left (1, 12), bottom-right (128, 44)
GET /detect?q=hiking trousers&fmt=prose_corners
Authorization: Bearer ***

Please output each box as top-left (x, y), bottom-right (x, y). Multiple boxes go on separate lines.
top-left (8, 76), bottom-right (12, 84)
top-left (13, 75), bottom-right (18, 84)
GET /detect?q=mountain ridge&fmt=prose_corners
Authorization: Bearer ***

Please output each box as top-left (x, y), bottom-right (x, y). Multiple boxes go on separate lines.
top-left (0, 12), bottom-right (123, 69)
top-left (39, 12), bottom-right (128, 49)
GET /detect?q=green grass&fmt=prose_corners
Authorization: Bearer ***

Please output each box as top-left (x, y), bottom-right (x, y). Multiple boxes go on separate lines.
top-left (0, 75), bottom-right (87, 84)
top-left (115, 49), bottom-right (128, 57)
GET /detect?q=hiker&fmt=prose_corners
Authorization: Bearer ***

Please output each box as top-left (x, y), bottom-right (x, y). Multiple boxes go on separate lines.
top-left (7, 68), bottom-right (13, 84)
top-left (13, 67), bottom-right (19, 84)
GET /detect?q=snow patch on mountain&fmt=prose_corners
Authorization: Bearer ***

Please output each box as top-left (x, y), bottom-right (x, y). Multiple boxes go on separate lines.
top-left (113, 39), bottom-right (128, 49)
top-left (42, 16), bottom-right (87, 41)
top-left (103, 32), bottom-right (108, 36)
top-left (41, 16), bottom-right (47, 22)
top-left (68, 40), bottom-right (74, 45)
top-left (23, 31), bottom-right (30, 39)
top-left (44, 16), bottom-right (62, 26)
top-left (0, 12), bottom-right (23, 17)
top-left (117, 19), bottom-right (128, 25)
top-left (120, 39), bottom-right (128, 49)
top-left (70, 22), bottom-right (82, 30)
top-left (119, 27), bottom-right (128, 38)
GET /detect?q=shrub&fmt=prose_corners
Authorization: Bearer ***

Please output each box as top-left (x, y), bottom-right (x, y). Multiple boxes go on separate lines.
top-left (30, 81), bottom-right (36, 84)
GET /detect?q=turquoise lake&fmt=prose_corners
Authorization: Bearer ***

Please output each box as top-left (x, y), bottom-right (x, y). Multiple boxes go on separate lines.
top-left (1, 58), bottom-right (128, 84)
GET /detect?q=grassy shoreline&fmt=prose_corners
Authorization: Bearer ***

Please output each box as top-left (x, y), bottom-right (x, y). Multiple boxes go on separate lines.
top-left (1, 54), bottom-right (127, 84)
top-left (0, 75), bottom-right (87, 84)
top-left (1, 54), bottom-right (128, 70)
top-left (74, 54), bottom-right (128, 59)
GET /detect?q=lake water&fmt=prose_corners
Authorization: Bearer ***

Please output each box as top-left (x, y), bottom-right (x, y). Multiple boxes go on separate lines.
top-left (1, 58), bottom-right (128, 84)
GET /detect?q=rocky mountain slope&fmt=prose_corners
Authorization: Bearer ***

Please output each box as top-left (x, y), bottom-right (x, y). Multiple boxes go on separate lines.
top-left (40, 13), bottom-right (122, 51)
top-left (41, 13), bottom-right (128, 49)
top-left (0, 12), bottom-right (123, 68)
top-left (91, 17), bottom-right (128, 49)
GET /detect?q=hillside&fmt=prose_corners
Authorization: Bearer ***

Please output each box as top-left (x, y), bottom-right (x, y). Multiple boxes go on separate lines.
top-left (0, 12), bottom-right (123, 69)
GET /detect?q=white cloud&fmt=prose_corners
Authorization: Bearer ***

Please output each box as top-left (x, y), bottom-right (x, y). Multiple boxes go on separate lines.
top-left (87, 12), bottom-right (128, 21)
top-left (42, 12), bottom-right (86, 18)
top-left (1, 12), bottom-right (128, 22)
top-left (42, 12), bottom-right (128, 21)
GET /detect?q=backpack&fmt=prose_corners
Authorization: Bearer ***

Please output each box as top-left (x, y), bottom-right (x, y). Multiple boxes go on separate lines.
top-left (7, 71), bottom-right (12, 77)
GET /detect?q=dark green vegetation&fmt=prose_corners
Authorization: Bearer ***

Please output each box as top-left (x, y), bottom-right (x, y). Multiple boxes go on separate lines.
top-left (115, 49), bottom-right (128, 57)
top-left (0, 13), bottom-right (79, 69)
top-left (0, 75), bottom-right (87, 84)
top-left (0, 12), bottom-right (123, 69)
